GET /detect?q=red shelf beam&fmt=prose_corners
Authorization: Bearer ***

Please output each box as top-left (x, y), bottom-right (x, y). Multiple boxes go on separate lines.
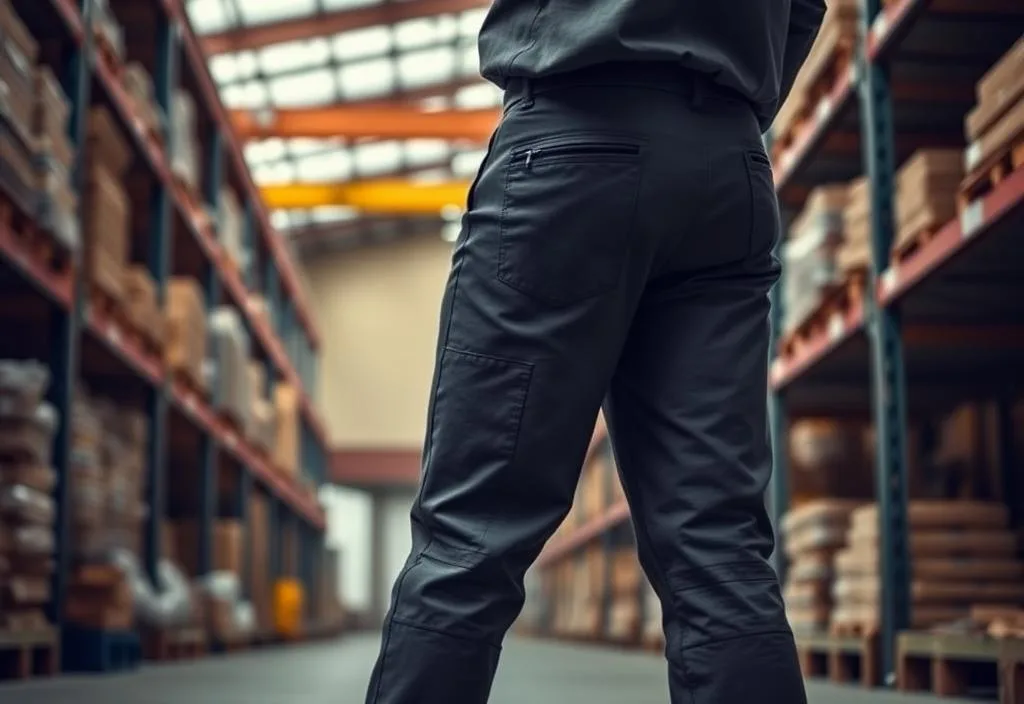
top-left (880, 166), bottom-right (1024, 304)
top-left (0, 220), bottom-right (74, 309)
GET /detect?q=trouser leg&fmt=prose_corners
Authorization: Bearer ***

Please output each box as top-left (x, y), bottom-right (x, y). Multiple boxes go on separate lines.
top-left (605, 252), bottom-right (807, 704)
top-left (364, 90), bottom-right (655, 704)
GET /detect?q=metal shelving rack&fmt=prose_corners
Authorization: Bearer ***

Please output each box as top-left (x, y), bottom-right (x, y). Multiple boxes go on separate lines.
top-left (529, 0), bottom-right (1024, 691)
top-left (1, 0), bottom-right (335, 659)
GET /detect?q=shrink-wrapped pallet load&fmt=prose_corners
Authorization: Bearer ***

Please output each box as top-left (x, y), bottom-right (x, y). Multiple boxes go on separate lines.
top-left (783, 185), bottom-right (849, 332)
top-left (123, 63), bottom-right (163, 139)
top-left (831, 500), bottom-right (1024, 635)
top-left (0, 360), bottom-right (58, 632)
top-left (170, 89), bottom-right (200, 190)
top-left (208, 307), bottom-right (251, 430)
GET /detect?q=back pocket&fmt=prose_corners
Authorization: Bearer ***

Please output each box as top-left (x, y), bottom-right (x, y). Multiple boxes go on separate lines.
top-left (744, 149), bottom-right (780, 257)
top-left (498, 136), bottom-right (643, 306)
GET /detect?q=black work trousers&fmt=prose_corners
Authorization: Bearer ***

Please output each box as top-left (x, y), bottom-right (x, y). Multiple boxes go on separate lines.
top-left (365, 63), bottom-right (807, 704)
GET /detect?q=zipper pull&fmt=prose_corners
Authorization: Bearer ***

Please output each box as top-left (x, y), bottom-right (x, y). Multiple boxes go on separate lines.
top-left (525, 149), bottom-right (535, 169)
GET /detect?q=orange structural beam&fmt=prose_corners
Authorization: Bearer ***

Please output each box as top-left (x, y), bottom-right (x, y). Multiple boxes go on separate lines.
top-left (231, 106), bottom-right (499, 142)
top-left (260, 179), bottom-right (473, 215)
top-left (203, 0), bottom-right (488, 55)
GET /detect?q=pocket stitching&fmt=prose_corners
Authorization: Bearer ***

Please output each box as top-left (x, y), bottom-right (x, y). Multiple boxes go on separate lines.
top-left (497, 150), bottom-right (643, 305)
top-left (744, 151), bottom-right (775, 258)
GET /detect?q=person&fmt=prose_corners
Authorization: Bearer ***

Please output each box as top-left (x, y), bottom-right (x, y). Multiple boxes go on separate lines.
top-left (364, 1), bottom-right (827, 702)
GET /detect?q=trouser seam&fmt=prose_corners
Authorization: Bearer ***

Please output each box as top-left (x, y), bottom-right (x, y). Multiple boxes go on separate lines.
top-left (391, 616), bottom-right (503, 651)
top-left (610, 415), bottom-right (697, 704)
top-left (369, 553), bottom-right (425, 704)
top-left (675, 628), bottom-right (793, 654)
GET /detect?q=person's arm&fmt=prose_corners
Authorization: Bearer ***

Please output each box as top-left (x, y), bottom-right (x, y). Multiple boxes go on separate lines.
top-left (777, 0), bottom-right (828, 110)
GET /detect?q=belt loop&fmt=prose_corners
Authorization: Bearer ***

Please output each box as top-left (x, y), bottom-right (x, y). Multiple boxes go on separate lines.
top-left (522, 78), bottom-right (535, 109)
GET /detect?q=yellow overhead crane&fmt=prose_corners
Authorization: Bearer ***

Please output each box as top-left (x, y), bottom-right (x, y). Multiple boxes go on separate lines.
top-left (260, 179), bottom-right (474, 215)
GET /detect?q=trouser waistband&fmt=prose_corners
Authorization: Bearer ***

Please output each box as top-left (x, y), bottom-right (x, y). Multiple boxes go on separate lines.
top-left (503, 62), bottom-right (747, 111)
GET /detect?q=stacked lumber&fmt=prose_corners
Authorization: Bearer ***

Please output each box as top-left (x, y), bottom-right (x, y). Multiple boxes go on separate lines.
top-left (832, 501), bottom-right (1024, 635)
top-left (782, 500), bottom-right (862, 634)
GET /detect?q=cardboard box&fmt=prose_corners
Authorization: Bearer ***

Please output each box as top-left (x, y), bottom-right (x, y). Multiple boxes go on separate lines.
top-left (165, 278), bottom-right (207, 385)
top-left (86, 107), bottom-right (131, 177)
top-left (83, 164), bottom-right (129, 301)
top-left (124, 265), bottom-right (164, 347)
top-left (123, 62), bottom-right (162, 138)
top-left (273, 383), bottom-right (300, 477)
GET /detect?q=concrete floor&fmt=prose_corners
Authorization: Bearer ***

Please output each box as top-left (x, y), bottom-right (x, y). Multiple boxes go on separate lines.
top-left (2, 633), bottom-right (975, 704)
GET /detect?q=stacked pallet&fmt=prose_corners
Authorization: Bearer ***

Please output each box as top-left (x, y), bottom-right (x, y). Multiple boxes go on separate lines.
top-left (781, 500), bottom-right (861, 634)
top-left (783, 185), bottom-right (849, 332)
top-left (66, 387), bottom-right (149, 631)
top-left (84, 107), bottom-right (132, 308)
top-left (963, 38), bottom-right (1024, 184)
top-left (772, 0), bottom-right (860, 162)
top-left (832, 501), bottom-right (1024, 635)
top-left (893, 149), bottom-right (963, 257)
top-left (0, 360), bottom-right (58, 633)
top-left (606, 548), bottom-right (641, 643)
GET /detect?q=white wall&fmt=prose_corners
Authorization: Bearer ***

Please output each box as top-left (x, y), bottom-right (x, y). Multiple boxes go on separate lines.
top-left (322, 485), bottom-right (373, 612)
top-left (380, 491), bottom-right (416, 611)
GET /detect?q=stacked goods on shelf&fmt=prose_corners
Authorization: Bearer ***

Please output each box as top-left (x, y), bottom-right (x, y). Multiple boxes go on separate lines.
top-left (0, 0), bottom-right (41, 213)
top-left (247, 362), bottom-right (276, 453)
top-left (893, 149), bottom-right (963, 256)
top-left (170, 89), bottom-right (200, 193)
top-left (771, 0), bottom-right (860, 161)
top-left (33, 68), bottom-right (78, 253)
top-left (249, 493), bottom-right (271, 632)
top-left (219, 187), bottom-right (246, 274)
top-left (963, 38), bottom-right (1024, 180)
top-left (66, 387), bottom-right (150, 630)
top-left (831, 501), bottom-right (1024, 635)
top-left (548, 549), bottom-right (603, 639)
top-left (839, 178), bottom-right (871, 275)
top-left (165, 277), bottom-right (207, 390)
top-left (198, 572), bottom-right (256, 646)
top-left (124, 266), bottom-right (165, 353)
top-left (165, 519), bottom-right (243, 578)
top-left (969, 606), bottom-right (1024, 640)
top-left (781, 500), bottom-right (861, 634)
top-left (208, 307), bottom-right (252, 431)
top-left (640, 579), bottom-right (662, 648)
top-left (782, 185), bottom-right (849, 332)
top-left (123, 63), bottom-right (164, 141)
top-left (273, 382), bottom-right (300, 478)
top-left (606, 548), bottom-right (641, 642)
top-left (84, 108), bottom-right (132, 305)
top-left (0, 360), bottom-right (58, 632)
top-left (91, 0), bottom-right (125, 63)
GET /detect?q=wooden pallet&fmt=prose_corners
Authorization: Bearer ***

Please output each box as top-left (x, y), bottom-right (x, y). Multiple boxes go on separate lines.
top-left (780, 269), bottom-right (865, 359)
top-left (143, 626), bottom-right (208, 662)
top-left (797, 631), bottom-right (881, 688)
top-left (897, 631), bottom-right (1003, 700)
top-left (0, 628), bottom-right (59, 681)
top-left (959, 133), bottom-right (1024, 210)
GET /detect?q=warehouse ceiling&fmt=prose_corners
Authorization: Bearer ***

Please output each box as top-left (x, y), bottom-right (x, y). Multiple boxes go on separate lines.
top-left (186, 0), bottom-right (497, 252)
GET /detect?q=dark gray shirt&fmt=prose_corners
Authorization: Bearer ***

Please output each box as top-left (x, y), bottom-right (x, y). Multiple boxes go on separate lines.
top-left (478, 0), bottom-right (828, 132)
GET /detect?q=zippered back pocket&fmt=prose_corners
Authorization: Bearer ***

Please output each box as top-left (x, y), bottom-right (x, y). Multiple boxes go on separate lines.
top-left (511, 141), bottom-right (642, 170)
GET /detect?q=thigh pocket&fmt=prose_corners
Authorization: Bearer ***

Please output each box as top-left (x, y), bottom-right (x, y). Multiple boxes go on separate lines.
top-left (419, 348), bottom-right (534, 541)
top-left (497, 135), bottom-right (643, 306)
top-left (744, 149), bottom-right (781, 257)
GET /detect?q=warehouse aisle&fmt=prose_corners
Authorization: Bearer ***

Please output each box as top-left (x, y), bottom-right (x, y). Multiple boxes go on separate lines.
top-left (3, 634), bottom-right (974, 704)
